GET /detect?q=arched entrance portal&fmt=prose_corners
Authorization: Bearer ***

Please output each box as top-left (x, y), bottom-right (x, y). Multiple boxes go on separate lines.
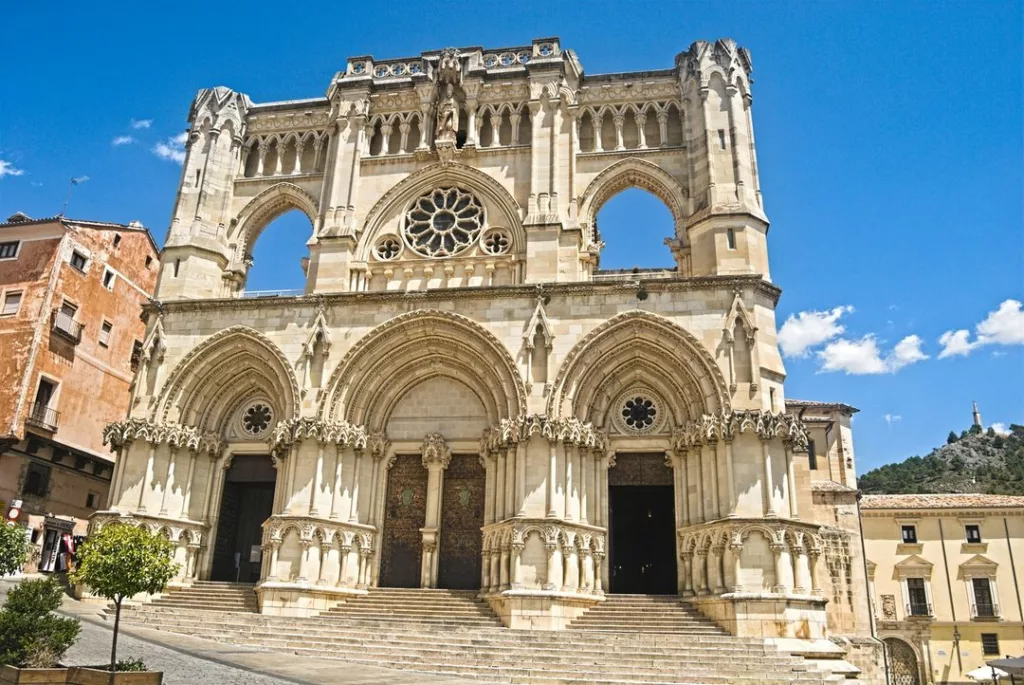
top-left (211, 454), bottom-right (276, 582)
top-left (608, 453), bottom-right (676, 594)
top-left (884, 638), bottom-right (921, 685)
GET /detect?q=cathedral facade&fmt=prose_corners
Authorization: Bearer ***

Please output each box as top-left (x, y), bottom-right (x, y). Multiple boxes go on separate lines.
top-left (96, 37), bottom-right (875, 655)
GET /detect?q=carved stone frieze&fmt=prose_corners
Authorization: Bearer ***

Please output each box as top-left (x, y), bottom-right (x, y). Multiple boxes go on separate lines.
top-left (268, 417), bottom-right (379, 455)
top-left (102, 419), bottom-right (225, 456)
top-left (670, 411), bottom-right (810, 452)
top-left (481, 414), bottom-right (606, 453)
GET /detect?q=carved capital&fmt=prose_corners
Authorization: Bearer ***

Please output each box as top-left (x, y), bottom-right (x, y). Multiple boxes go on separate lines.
top-left (420, 432), bottom-right (452, 469)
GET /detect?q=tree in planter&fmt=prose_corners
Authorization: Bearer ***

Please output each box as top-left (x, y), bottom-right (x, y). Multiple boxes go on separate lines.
top-left (0, 576), bottom-right (81, 667)
top-left (0, 523), bottom-right (29, 577)
top-left (70, 524), bottom-right (178, 671)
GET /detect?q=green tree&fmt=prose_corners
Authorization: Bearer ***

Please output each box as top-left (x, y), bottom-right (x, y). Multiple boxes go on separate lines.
top-left (71, 524), bottom-right (178, 670)
top-left (0, 524), bottom-right (29, 577)
top-left (947, 431), bottom-right (958, 444)
top-left (0, 576), bottom-right (80, 667)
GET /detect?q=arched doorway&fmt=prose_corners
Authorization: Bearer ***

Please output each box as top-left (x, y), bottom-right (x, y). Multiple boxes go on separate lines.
top-left (211, 454), bottom-right (276, 583)
top-left (884, 637), bottom-right (921, 685)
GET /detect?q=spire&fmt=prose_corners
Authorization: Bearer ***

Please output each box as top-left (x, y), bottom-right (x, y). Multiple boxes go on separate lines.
top-left (972, 401), bottom-right (983, 428)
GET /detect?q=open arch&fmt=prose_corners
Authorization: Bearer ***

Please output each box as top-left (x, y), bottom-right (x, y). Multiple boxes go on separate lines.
top-left (320, 309), bottom-right (526, 428)
top-left (245, 209), bottom-right (312, 293)
top-left (230, 182), bottom-right (318, 263)
top-left (356, 162), bottom-right (525, 260)
top-left (155, 325), bottom-right (300, 434)
top-left (578, 158), bottom-right (688, 245)
top-left (548, 310), bottom-right (729, 425)
top-left (595, 187), bottom-right (677, 269)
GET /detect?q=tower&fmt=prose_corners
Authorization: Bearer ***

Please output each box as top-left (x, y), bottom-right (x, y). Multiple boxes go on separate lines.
top-left (973, 401), bottom-right (983, 428)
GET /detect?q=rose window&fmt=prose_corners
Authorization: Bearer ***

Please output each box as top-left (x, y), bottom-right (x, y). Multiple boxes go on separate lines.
top-left (622, 396), bottom-right (657, 431)
top-left (404, 187), bottom-right (484, 257)
top-left (374, 236), bottom-right (402, 261)
top-left (242, 403), bottom-right (273, 436)
top-left (482, 230), bottom-right (510, 255)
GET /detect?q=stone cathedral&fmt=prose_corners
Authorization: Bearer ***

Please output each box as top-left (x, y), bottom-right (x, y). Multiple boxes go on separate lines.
top-left (96, 37), bottom-right (882, 680)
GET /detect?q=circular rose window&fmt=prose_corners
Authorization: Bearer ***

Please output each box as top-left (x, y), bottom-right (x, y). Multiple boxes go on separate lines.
top-left (242, 403), bottom-right (273, 436)
top-left (404, 187), bottom-right (484, 257)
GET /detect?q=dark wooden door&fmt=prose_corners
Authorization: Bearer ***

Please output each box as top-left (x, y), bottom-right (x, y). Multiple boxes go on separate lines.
top-left (437, 455), bottom-right (485, 590)
top-left (608, 453), bottom-right (676, 594)
top-left (379, 455), bottom-right (428, 588)
top-left (211, 482), bottom-right (274, 582)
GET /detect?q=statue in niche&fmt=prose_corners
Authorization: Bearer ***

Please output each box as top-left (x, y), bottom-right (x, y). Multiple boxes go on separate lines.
top-left (435, 83), bottom-right (459, 143)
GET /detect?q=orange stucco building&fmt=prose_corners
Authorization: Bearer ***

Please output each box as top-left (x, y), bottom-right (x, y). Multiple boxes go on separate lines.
top-left (0, 212), bottom-right (158, 569)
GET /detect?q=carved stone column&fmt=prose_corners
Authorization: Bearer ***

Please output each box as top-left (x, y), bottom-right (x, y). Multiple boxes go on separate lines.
top-left (511, 542), bottom-right (524, 589)
top-left (337, 544), bottom-right (351, 587)
top-left (680, 552), bottom-right (694, 596)
top-left (159, 446), bottom-right (178, 516)
top-left (561, 544), bottom-right (578, 592)
top-left (808, 551), bottom-right (822, 595)
top-left (317, 542), bottom-right (331, 585)
top-left (499, 544), bottom-right (510, 591)
top-left (710, 545), bottom-right (725, 593)
top-left (793, 548), bottom-right (811, 594)
top-left (544, 540), bottom-right (560, 591)
top-left (761, 438), bottom-right (776, 518)
top-left (358, 548), bottom-right (372, 589)
top-left (420, 433), bottom-right (451, 588)
top-left (593, 552), bottom-right (605, 594)
top-left (180, 449), bottom-right (197, 519)
top-left (310, 444), bottom-right (325, 516)
top-left (297, 539), bottom-right (312, 582)
top-left (771, 543), bottom-right (789, 594)
top-left (267, 541), bottom-right (281, 581)
top-left (729, 542), bottom-right (744, 592)
top-left (580, 547), bottom-right (594, 593)
top-left (695, 550), bottom-right (708, 595)
top-left (138, 444), bottom-right (156, 513)
top-left (480, 544), bottom-right (492, 591)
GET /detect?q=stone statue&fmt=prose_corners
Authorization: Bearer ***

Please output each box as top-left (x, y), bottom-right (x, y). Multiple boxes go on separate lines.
top-left (435, 83), bottom-right (459, 143)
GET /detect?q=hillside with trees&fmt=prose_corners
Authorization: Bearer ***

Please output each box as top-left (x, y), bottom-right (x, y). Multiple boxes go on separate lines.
top-left (858, 424), bottom-right (1024, 495)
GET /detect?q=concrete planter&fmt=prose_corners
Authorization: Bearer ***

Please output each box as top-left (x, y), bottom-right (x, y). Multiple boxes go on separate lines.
top-left (66, 668), bottom-right (162, 685)
top-left (0, 666), bottom-right (69, 685)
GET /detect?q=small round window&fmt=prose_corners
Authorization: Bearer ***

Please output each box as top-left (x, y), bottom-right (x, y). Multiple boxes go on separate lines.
top-left (242, 403), bottom-right (273, 436)
top-left (622, 396), bottom-right (657, 431)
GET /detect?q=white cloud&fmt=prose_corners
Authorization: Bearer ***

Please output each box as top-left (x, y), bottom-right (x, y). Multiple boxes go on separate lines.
top-left (818, 334), bottom-right (928, 375)
top-left (990, 422), bottom-right (1009, 436)
top-left (0, 159), bottom-right (25, 178)
top-left (131, 118), bottom-right (153, 129)
top-left (152, 134), bottom-right (187, 164)
top-left (112, 135), bottom-right (136, 146)
top-left (884, 414), bottom-right (902, 426)
top-left (778, 306), bottom-right (853, 357)
top-left (939, 300), bottom-right (1024, 358)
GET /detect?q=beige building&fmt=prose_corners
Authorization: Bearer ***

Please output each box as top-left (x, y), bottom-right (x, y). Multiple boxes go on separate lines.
top-left (0, 213), bottom-right (158, 569)
top-left (862, 494), bottom-right (1024, 684)
top-left (93, 38), bottom-right (884, 680)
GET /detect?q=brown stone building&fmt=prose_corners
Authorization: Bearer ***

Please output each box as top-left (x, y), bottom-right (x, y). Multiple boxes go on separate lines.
top-left (0, 212), bottom-right (158, 570)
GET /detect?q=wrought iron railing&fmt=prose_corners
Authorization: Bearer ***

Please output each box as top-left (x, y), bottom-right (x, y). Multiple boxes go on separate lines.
top-left (906, 601), bottom-right (932, 617)
top-left (26, 403), bottom-right (60, 431)
top-left (973, 602), bottom-right (999, 618)
top-left (51, 309), bottom-right (83, 342)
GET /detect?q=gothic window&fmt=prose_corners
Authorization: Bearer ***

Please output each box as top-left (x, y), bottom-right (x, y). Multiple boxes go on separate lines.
top-left (404, 187), bottom-right (484, 257)
top-left (374, 236), bottom-right (402, 261)
top-left (242, 403), bottom-right (274, 437)
top-left (481, 229), bottom-right (511, 256)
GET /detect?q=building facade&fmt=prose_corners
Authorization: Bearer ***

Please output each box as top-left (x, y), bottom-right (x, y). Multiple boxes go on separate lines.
top-left (862, 494), bottom-right (1024, 685)
top-left (94, 37), bottom-right (879, 670)
top-left (0, 213), bottom-right (159, 570)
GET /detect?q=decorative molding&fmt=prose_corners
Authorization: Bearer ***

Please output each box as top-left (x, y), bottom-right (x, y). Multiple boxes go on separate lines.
top-left (670, 411), bottom-right (810, 452)
top-left (480, 414), bottom-right (606, 453)
top-left (102, 419), bottom-right (225, 456)
top-left (420, 432), bottom-right (452, 469)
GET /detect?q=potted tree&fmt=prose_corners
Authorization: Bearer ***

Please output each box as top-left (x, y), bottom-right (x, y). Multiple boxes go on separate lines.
top-left (0, 574), bottom-right (81, 685)
top-left (69, 524), bottom-right (177, 685)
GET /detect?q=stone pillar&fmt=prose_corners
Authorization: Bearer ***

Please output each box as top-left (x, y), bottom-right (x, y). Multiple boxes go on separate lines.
top-left (310, 444), bottom-right (325, 516)
top-left (515, 444), bottom-right (527, 517)
top-left (636, 113), bottom-right (648, 149)
top-left (180, 449), bottom-right (197, 519)
top-left (547, 443), bottom-right (558, 517)
top-left (761, 439), bottom-right (776, 518)
top-left (499, 545), bottom-right (510, 591)
top-left (337, 544), bottom-right (351, 587)
top-left (785, 445), bottom-right (799, 520)
top-left (593, 553), bottom-right (604, 594)
top-left (681, 552), bottom-right (694, 595)
top-left (613, 114), bottom-right (625, 150)
top-left (581, 548), bottom-right (594, 592)
top-left (201, 454), bottom-right (218, 521)
top-left (793, 548), bottom-right (811, 594)
top-left (420, 434), bottom-right (451, 588)
top-left (285, 444), bottom-right (300, 514)
top-left (679, 450), bottom-right (690, 526)
top-left (695, 445), bottom-right (706, 522)
top-left (481, 545), bottom-right (491, 591)
top-left (504, 447), bottom-right (515, 520)
top-left (808, 552), bottom-right (822, 595)
top-left (159, 446), bottom-right (178, 516)
top-left (483, 452), bottom-right (495, 525)
top-left (657, 111), bottom-right (669, 148)
top-left (358, 548), bottom-right (372, 589)
top-left (348, 448), bottom-right (363, 523)
top-left (579, 448), bottom-right (589, 523)
top-left (186, 544), bottom-right (199, 579)
top-left (729, 543), bottom-right (744, 592)
top-left (544, 541), bottom-right (560, 590)
top-left (564, 445), bottom-right (575, 522)
top-left (771, 543), bottom-right (789, 594)
top-left (511, 542), bottom-right (524, 589)
top-left (710, 441), bottom-right (721, 519)
top-left (267, 541), bottom-right (281, 581)
top-left (489, 548), bottom-right (500, 592)
top-left (329, 444), bottom-right (342, 519)
top-left (562, 544), bottom-right (578, 592)
top-left (464, 99), bottom-right (477, 147)
top-left (138, 444), bottom-right (156, 513)
top-left (317, 542), bottom-right (331, 585)
top-left (494, 449), bottom-right (506, 521)
top-left (709, 546), bottom-right (724, 593)
top-left (695, 550), bottom-right (708, 594)
top-left (297, 540), bottom-right (312, 582)
top-left (724, 438), bottom-right (737, 517)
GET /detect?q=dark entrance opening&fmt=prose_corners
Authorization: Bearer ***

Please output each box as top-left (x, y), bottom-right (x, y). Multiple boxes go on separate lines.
top-left (211, 455), bottom-right (275, 583)
top-left (608, 453), bottom-right (676, 594)
top-left (437, 454), bottom-right (485, 590)
top-left (379, 454), bottom-right (429, 588)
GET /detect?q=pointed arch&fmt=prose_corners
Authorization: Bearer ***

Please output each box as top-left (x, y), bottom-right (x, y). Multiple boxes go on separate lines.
top-left (154, 325), bottom-right (300, 434)
top-left (356, 161), bottom-right (525, 259)
top-left (578, 157), bottom-right (688, 242)
top-left (230, 182), bottom-right (319, 260)
top-left (548, 310), bottom-right (729, 425)
top-left (320, 309), bottom-right (526, 429)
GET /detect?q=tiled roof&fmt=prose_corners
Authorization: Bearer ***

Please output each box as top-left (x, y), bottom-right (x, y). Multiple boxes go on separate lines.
top-left (860, 494), bottom-right (1024, 510)
top-left (812, 480), bottom-right (858, 493)
top-left (786, 399), bottom-right (860, 414)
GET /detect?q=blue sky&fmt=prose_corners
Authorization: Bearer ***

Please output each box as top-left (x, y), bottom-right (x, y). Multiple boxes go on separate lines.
top-left (1, 1), bottom-right (1021, 473)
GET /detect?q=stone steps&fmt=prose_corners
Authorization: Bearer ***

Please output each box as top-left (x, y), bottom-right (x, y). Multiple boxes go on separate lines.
top-left (567, 594), bottom-right (726, 636)
top-left (148, 581), bottom-right (258, 613)
top-left (117, 588), bottom-right (831, 685)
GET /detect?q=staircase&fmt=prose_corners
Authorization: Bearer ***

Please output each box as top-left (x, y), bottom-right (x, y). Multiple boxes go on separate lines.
top-left (568, 594), bottom-right (725, 634)
top-left (118, 588), bottom-right (840, 685)
top-left (147, 580), bottom-right (258, 613)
